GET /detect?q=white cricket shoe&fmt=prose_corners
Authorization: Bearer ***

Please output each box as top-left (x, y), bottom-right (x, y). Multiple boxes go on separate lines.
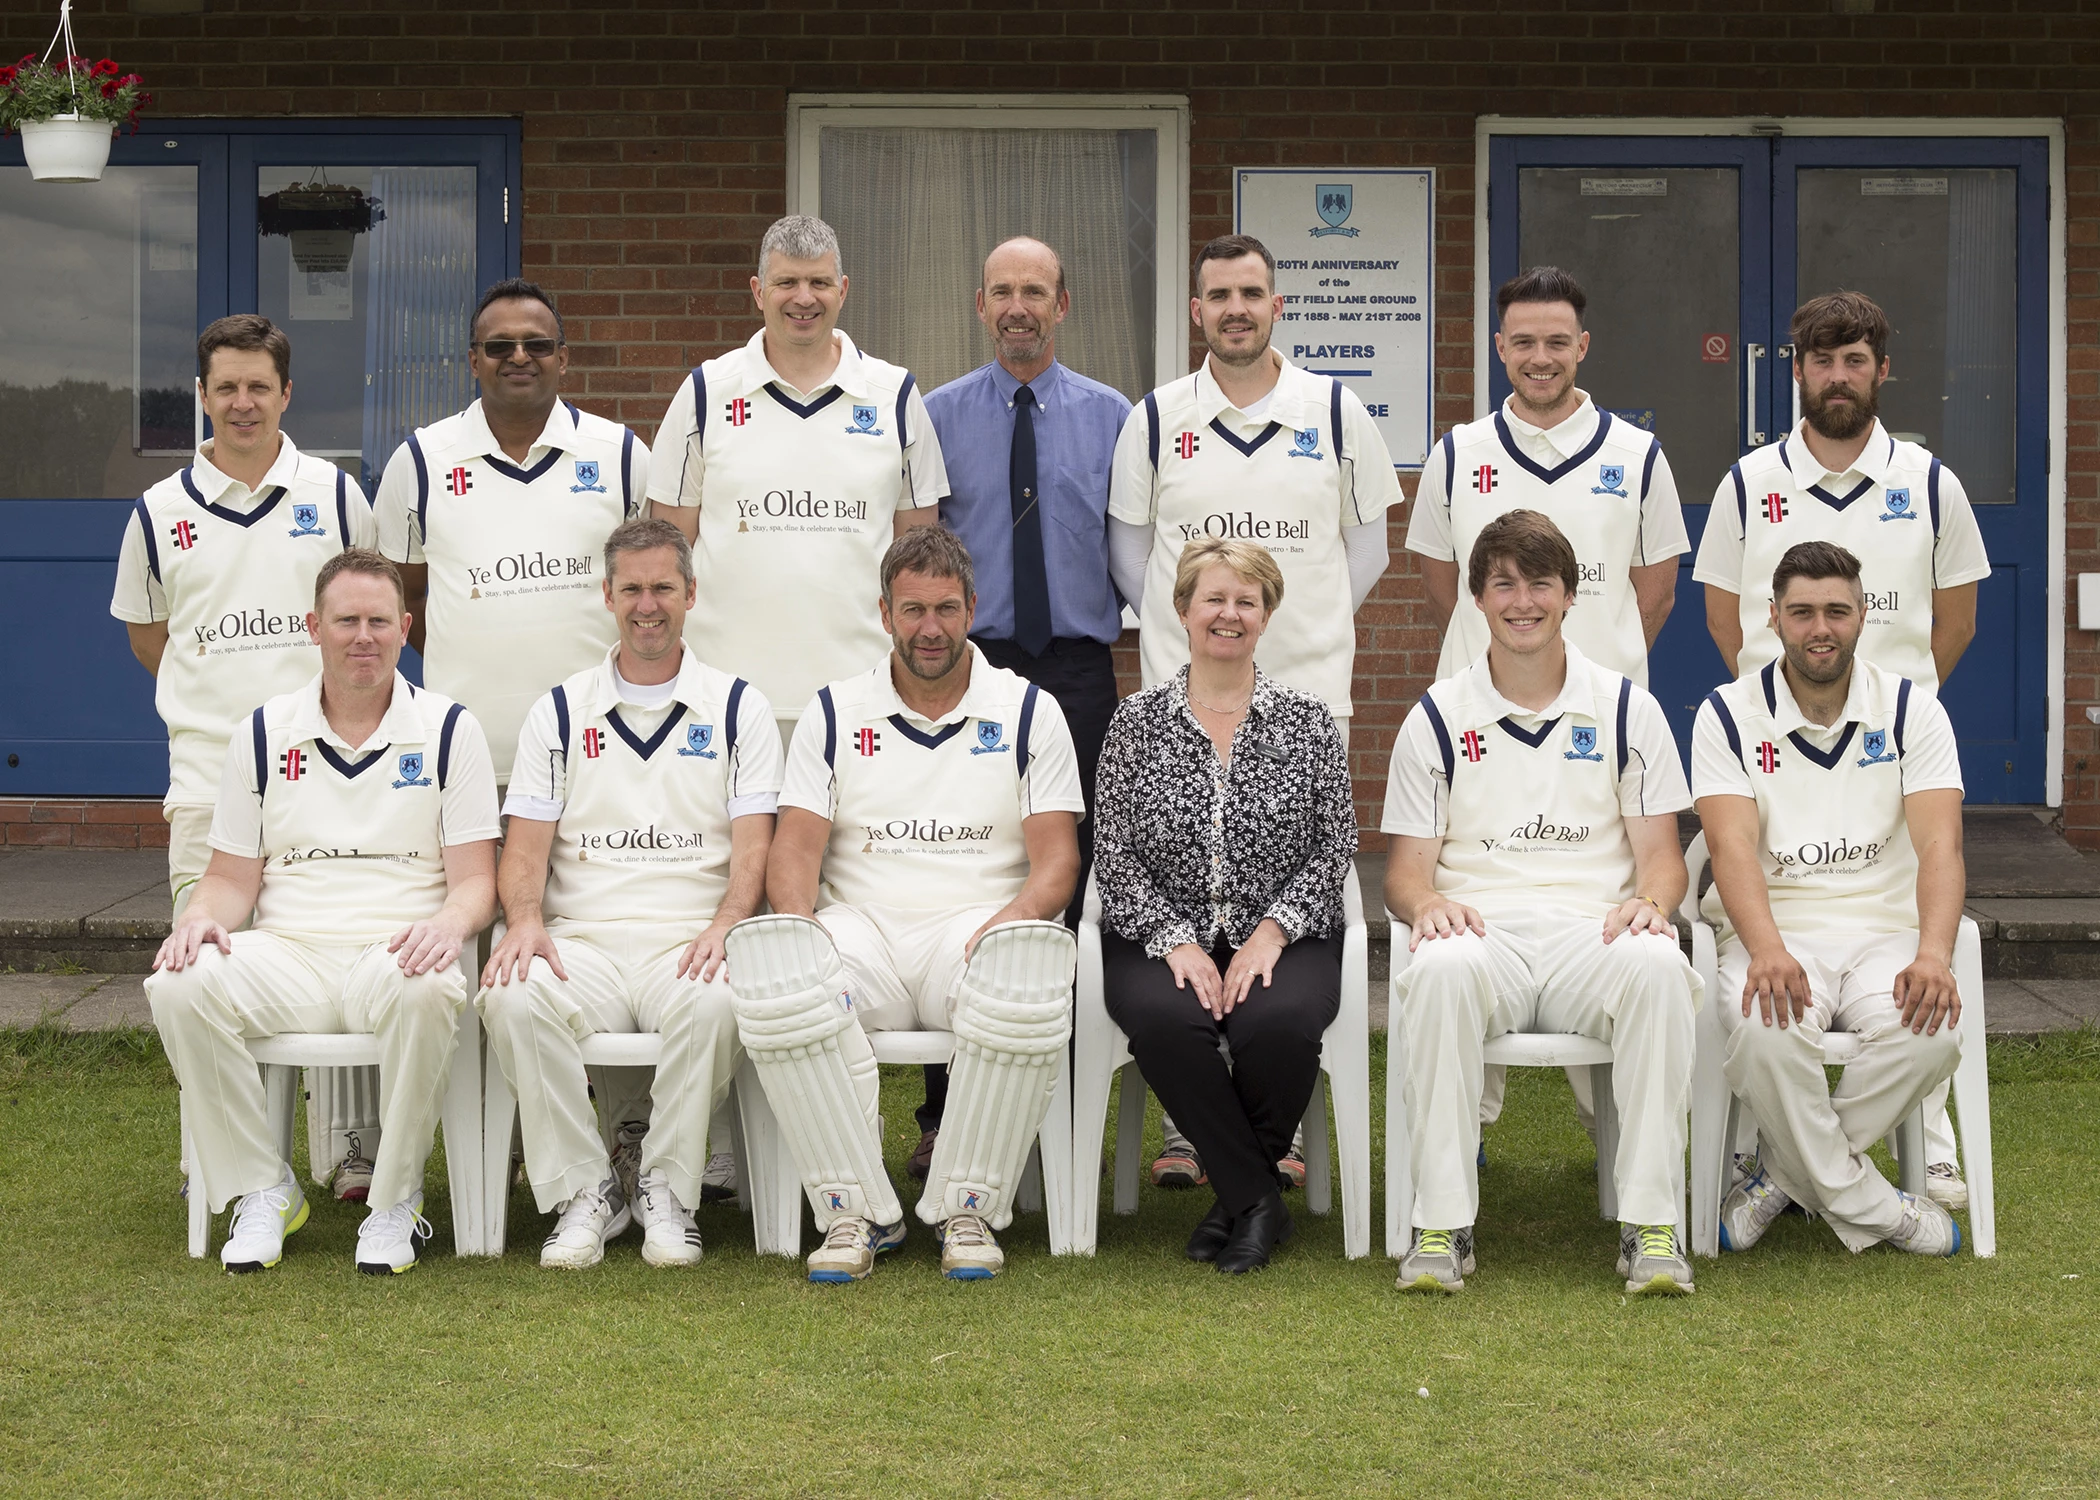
top-left (635, 1171), bottom-right (703, 1267)
top-left (806, 1215), bottom-right (906, 1283)
top-left (1885, 1190), bottom-right (1962, 1257)
top-left (540, 1177), bottom-right (630, 1270)
top-left (220, 1163), bottom-right (309, 1274)
top-left (1718, 1165), bottom-right (1792, 1252)
top-left (1618, 1223), bottom-right (1695, 1296)
top-left (1926, 1162), bottom-right (1969, 1213)
top-left (357, 1193), bottom-right (432, 1275)
top-left (700, 1149), bottom-right (739, 1204)
top-left (1397, 1226), bottom-right (1475, 1293)
top-left (939, 1214), bottom-right (1005, 1280)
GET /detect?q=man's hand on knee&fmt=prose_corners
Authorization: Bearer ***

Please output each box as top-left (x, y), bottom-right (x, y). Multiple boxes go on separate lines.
top-left (678, 918), bottom-right (731, 983)
top-left (484, 918), bottom-right (564, 988)
top-left (1409, 897), bottom-right (1485, 951)
top-left (1741, 944), bottom-right (1810, 1029)
top-left (390, 915), bottom-right (472, 978)
top-left (1894, 952), bottom-right (1960, 1036)
top-left (1603, 896), bottom-right (1673, 943)
top-left (155, 912), bottom-right (232, 973)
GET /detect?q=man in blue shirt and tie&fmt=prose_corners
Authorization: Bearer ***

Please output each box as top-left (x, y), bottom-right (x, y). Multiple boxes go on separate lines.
top-left (916, 235), bottom-right (1133, 1174)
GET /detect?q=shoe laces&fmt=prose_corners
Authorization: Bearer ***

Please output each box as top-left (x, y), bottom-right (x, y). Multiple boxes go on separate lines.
top-left (1928, 1162), bottom-right (1959, 1181)
top-left (943, 1214), bottom-right (993, 1248)
top-left (1633, 1224), bottom-right (1678, 1259)
top-left (231, 1183), bottom-right (294, 1234)
top-left (636, 1175), bottom-right (688, 1224)
top-left (361, 1199), bottom-right (431, 1244)
top-left (1415, 1227), bottom-right (1457, 1258)
top-left (821, 1216), bottom-right (870, 1251)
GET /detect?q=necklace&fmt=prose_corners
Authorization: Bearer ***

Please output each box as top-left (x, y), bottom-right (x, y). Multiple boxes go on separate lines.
top-left (1189, 682), bottom-right (1254, 715)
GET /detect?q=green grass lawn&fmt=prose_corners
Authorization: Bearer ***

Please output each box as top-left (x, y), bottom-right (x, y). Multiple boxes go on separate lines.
top-left (2, 1025), bottom-right (2096, 1499)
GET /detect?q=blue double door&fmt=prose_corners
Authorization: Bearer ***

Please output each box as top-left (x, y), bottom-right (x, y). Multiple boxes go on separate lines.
top-left (0, 122), bottom-right (517, 797)
top-left (1489, 133), bottom-right (2050, 803)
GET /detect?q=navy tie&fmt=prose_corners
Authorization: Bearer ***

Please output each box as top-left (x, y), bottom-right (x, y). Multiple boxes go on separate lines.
top-left (1010, 385), bottom-right (1052, 657)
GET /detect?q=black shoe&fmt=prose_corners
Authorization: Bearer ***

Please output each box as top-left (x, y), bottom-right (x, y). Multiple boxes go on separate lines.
top-left (1214, 1192), bottom-right (1293, 1274)
top-left (906, 1129), bottom-right (939, 1182)
top-left (1185, 1199), bottom-right (1235, 1263)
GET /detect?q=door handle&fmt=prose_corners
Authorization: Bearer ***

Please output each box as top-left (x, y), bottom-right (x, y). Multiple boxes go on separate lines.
top-left (1744, 342), bottom-right (1766, 448)
top-left (1777, 342), bottom-right (1798, 435)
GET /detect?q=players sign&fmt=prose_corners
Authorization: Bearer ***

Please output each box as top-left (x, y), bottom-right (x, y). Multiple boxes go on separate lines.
top-left (1234, 167), bottom-right (1435, 470)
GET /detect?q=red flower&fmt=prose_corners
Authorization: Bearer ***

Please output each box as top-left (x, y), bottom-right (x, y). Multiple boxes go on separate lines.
top-left (0, 66), bottom-right (15, 87)
top-left (18, 53), bottom-right (37, 67)
top-left (100, 79), bottom-right (118, 98)
top-left (92, 58), bottom-right (119, 78)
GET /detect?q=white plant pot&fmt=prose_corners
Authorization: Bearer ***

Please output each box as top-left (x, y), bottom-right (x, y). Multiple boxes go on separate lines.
top-left (19, 113), bottom-right (114, 183)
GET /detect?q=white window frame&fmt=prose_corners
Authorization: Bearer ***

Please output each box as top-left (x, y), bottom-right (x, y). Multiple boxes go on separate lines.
top-left (1478, 116), bottom-right (2068, 806)
top-left (787, 93), bottom-right (1190, 390)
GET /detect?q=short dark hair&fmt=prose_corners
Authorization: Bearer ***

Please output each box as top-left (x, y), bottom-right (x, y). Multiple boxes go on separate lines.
top-left (1467, 509), bottom-right (1579, 599)
top-left (1496, 266), bottom-right (1587, 325)
top-left (1790, 290), bottom-right (1889, 365)
top-left (472, 277), bottom-right (565, 343)
top-left (314, 547), bottom-right (405, 612)
top-left (1193, 234), bottom-right (1275, 295)
top-left (198, 314), bottom-right (291, 387)
top-left (1771, 540), bottom-right (1864, 601)
top-left (880, 525), bottom-right (975, 606)
top-left (603, 516), bottom-right (693, 588)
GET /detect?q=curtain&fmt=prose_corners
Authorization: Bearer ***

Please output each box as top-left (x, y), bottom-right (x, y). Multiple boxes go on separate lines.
top-left (360, 166), bottom-right (477, 495)
top-left (1941, 168), bottom-right (2017, 504)
top-left (818, 128), bottom-right (1157, 399)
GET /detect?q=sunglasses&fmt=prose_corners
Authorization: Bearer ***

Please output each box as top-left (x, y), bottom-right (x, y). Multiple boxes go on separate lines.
top-left (473, 338), bottom-right (562, 359)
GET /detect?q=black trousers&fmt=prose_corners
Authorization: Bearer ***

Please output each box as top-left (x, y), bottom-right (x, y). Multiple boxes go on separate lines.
top-left (1101, 930), bottom-right (1343, 1215)
top-left (917, 635), bottom-right (1120, 1134)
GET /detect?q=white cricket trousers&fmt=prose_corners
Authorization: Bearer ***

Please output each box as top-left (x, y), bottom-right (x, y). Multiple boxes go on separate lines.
top-left (147, 931), bottom-right (466, 1213)
top-left (1394, 911), bottom-right (1699, 1231)
top-left (478, 924), bottom-right (740, 1213)
top-left (1718, 929), bottom-right (1961, 1250)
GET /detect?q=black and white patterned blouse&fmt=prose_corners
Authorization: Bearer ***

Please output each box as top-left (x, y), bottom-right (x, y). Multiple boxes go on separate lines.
top-left (1094, 665), bottom-right (1355, 959)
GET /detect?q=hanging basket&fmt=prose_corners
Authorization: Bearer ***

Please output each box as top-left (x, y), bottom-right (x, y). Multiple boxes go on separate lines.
top-left (258, 183), bottom-right (385, 272)
top-left (18, 112), bottom-right (113, 182)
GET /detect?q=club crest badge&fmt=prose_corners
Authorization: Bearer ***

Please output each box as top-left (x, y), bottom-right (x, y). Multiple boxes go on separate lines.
top-left (1591, 464), bottom-right (1628, 497)
top-left (571, 459), bottom-right (605, 493)
top-left (679, 723), bottom-right (717, 759)
top-left (846, 404), bottom-right (884, 436)
top-left (1879, 487), bottom-right (1915, 522)
top-left (392, 752), bottom-right (431, 788)
top-left (287, 503), bottom-right (324, 538)
top-left (1858, 729), bottom-right (1897, 766)
top-left (1311, 183), bottom-right (1359, 239)
top-left (1565, 725), bottom-right (1603, 762)
top-left (1288, 427), bottom-right (1325, 459)
top-left (971, 720), bottom-right (1010, 756)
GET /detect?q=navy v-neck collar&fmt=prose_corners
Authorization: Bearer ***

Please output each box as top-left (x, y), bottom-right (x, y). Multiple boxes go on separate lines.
top-left (1777, 439), bottom-right (1883, 510)
top-left (605, 704), bottom-right (687, 761)
top-left (763, 383), bottom-right (846, 421)
top-left (181, 469), bottom-right (288, 527)
top-left (312, 740), bottom-right (388, 779)
top-left (1206, 417), bottom-right (1283, 458)
top-left (483, 450), bottom-right (564, 485)
top-left (887, 714), bottom-right (966, 750)
top-left (1761, 663), bottom-right (1859, 768)
top-left (1496, 715), bottom-right (1563, 749)
top-left (1493, 409), bottom-right (1613, 485)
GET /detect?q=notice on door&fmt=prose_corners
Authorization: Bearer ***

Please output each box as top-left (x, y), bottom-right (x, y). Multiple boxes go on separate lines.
top-left (1234, 167), bottom-right (1435, 470)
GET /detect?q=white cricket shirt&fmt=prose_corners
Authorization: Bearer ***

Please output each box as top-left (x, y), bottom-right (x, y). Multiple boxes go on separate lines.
top-left (209, 671), bottom-right (500, 944)
top-left (779, 645), bottom-right (1086, 913)
top-left (110, 434), bottom-right (376, 808)
top-left (1692, 421), bottom-right (1991, 690)
top-left (1381, 640), bottom-right (1691, 919)
top-left (1692, 656), bottom-right (1963, 941)
top-left (505, 645), bottom-right (782, 930)
top-left (1408, 394), bottom-right (1689, 685)
top-left (372, 398), bottom-right (649, 779)
top-left (645, 329), bottom-right (948, 715)
top-left (1108, 354), bottom-right (1401, 714)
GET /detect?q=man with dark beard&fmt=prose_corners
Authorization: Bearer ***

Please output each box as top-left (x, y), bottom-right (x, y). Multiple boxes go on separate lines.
top-left (1693, 289), bottom-right (1988, 1215)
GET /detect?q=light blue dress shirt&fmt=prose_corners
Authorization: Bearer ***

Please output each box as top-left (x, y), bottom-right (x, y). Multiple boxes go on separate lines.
top-left (924, 358), bottom-right (1132, 647)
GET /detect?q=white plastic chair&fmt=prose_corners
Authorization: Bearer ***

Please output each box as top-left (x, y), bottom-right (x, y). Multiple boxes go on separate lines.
top-left (480, 1030), bottom-right (1062, 1258)
top-left (183, 989), bottom-right (487, 1258)
top-left (1684, 832), bottom-right (1996, 1257)
top-left (1382, 898), bottom-right (1701, 1257)
top-left (1069, 867), bottom-right (1372, 1259)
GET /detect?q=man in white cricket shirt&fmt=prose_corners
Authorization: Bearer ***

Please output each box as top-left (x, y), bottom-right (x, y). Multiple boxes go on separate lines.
top-left (1694, 540), bottom-right (1964, 1259)
top-left (1693, 290), bottom-right (1988, 1211)
top-left (145, 550), bottom-right (499, 1275)
top-left (1408, 265), bottom-right (1694, 1144)
top-left (1382, 511), bottom-right (1700, 1296)
top-left (728, 526), bottom-right (1084, 1283)
top-left (647, 214), bottom-right (948, 730)
top-left (1108, 233), bottom-right (1399, 737)
top-left (479, 519), bottom-right (781, 1270)
top-left (110, 315), bottom-right (384, 1204)
top-left (374, 277), bottom-right (656, 781)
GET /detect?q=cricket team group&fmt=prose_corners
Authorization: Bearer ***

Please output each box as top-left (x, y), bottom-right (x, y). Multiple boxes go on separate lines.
top-left (121, 212), bottom-right (1984, 1293)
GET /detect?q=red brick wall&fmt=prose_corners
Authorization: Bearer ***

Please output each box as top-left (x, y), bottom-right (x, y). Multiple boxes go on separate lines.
top-left (9, 0), bottom-right (2095, 845)
top-left (0, 801), bottom-right (168, 849)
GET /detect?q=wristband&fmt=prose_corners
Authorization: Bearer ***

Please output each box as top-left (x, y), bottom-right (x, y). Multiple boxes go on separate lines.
top-left (1636, 895), bottom-right (1668, 917)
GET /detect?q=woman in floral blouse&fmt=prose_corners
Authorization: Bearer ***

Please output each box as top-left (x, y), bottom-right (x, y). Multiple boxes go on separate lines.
top-left (1093, 538), bottom-right (1356, 1273)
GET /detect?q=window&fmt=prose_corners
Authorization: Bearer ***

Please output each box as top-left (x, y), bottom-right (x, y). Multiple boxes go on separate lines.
top-left (789, 96), bottom-right (1189, 401)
